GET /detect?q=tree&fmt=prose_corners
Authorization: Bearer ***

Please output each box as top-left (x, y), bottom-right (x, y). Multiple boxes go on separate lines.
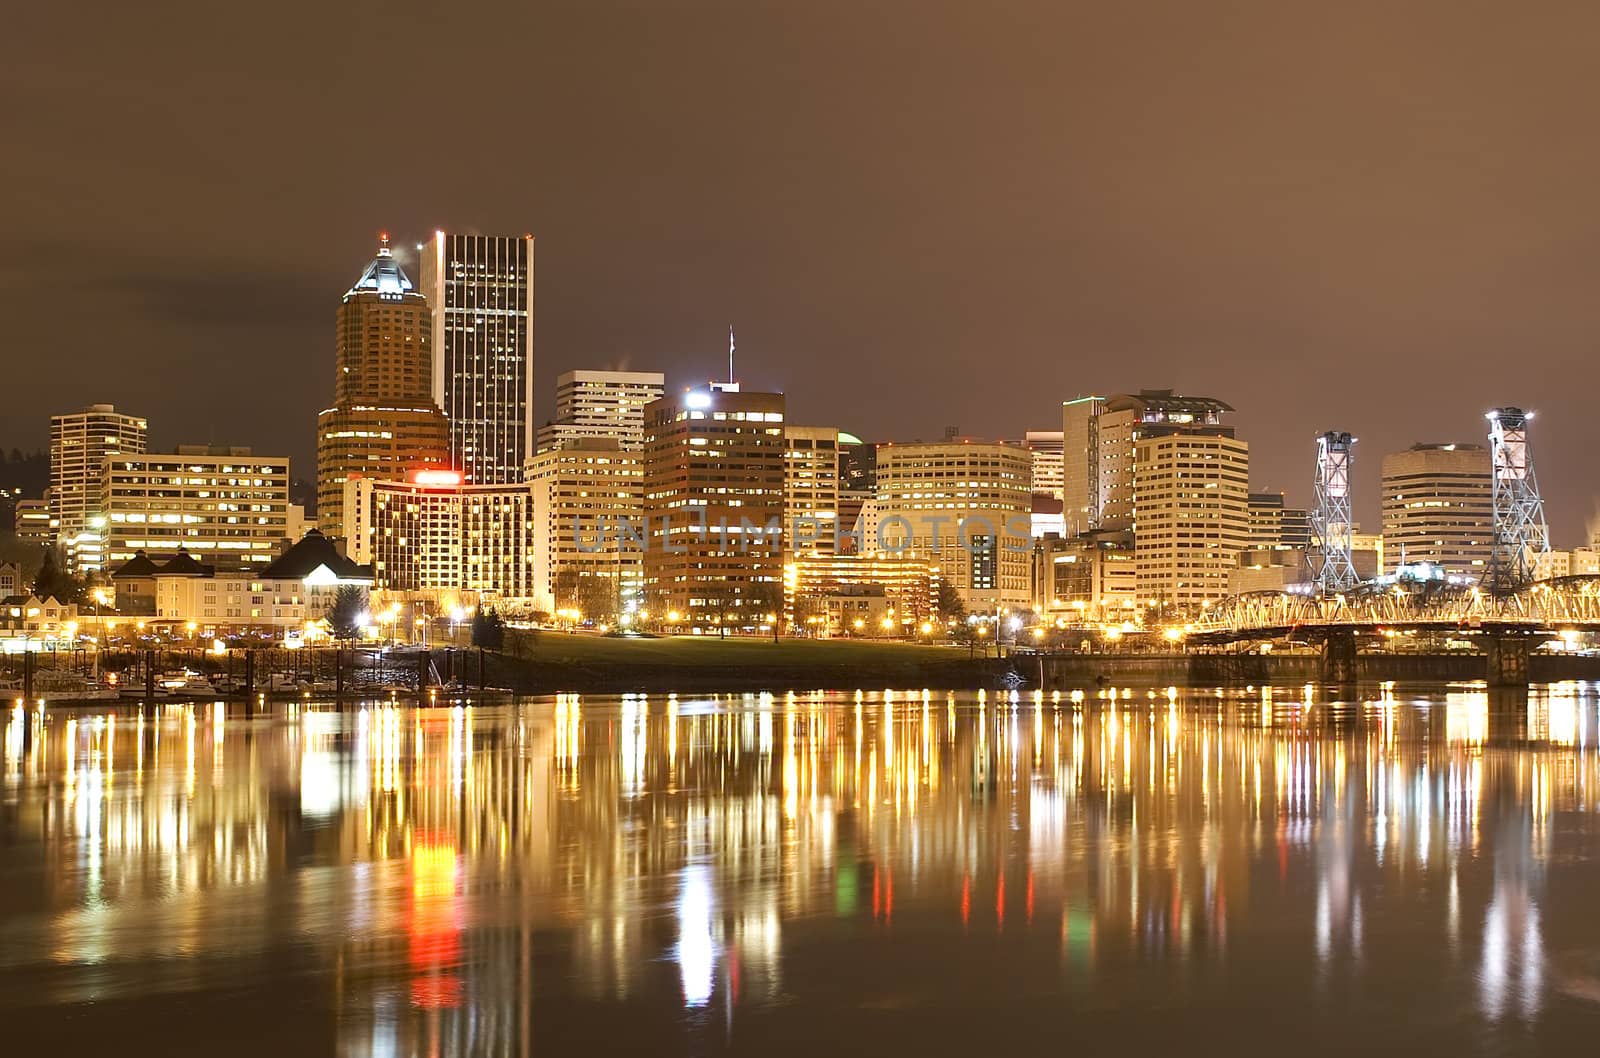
top-left (936, 582), bottom-right (966, 632)
top-left (32, 547), bottom-right (81, 603)
top-left (471, 606), bottom-right (506, 650)
top-left (327, 584), bottom-right (367, 640)
top-left (576, 574), bottom-right (619, 625)
top-left (552, 568), bottom-right (582, 619)
top-left (746, 580), bottom-right (786, 642)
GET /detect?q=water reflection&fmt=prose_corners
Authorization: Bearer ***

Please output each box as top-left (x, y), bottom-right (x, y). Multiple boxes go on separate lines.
top-left (3, 684), bottom-right (1600, 1053)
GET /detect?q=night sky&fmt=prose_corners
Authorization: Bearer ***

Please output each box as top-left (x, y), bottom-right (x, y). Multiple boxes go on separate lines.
top-left (6, 1), bottom-right (1598, 542)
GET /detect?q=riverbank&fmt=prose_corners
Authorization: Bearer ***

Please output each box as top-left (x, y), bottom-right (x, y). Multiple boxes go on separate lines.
top-left (486, 631), bottom-right (1015, 693)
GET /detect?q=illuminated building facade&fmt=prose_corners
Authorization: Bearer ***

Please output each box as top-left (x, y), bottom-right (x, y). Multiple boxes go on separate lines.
top-left (102, 446), bottom-right (292, 573)
top-left (316, 237), bottom-right (450, 538)
top-left (344, 470), bottom-right (535, 602)
top-left (786, 550), bottom-right (940, 636)
top-left (783, 425), bottom-right (840, 558)
top-left (1032, 530), bottom-right (1137, 619)
top-left (873, 440), bottom-right (1032, 611)
top-left (420, 231), bottom-right (536, 485)
top-left (146, 533), bottom-right (372, 631)
top-left (1380, 443), bottom-right (1493, 578)
top-left (526, 439), bottom-right (644, 616)
top-left (1132, 431), bottom-right (1250, 608)
top-left (49, 402), bottom-right (147, 573)
top-left (642, 384), bottom-right (786, 625)
top-left (536, 369), bottom-right (665, 452)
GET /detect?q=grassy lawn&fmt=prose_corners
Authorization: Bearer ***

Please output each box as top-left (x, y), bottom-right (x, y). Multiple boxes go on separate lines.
top-left (504, 631), bottom-right (973, 668)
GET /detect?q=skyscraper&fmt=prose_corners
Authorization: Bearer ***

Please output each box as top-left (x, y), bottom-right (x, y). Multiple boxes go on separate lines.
top-left (642, 384), bottom-right (786, 627)
top-left (1381, 443), bottom-right (1493, 578)
top-left (316, 237), bottom-right (450, 537)
top-left (420, 231), bottom-right (536, 484)
top-left (50, 402), bottom-right (147, 573)
top-left (536, 369), bottom-right (665, 452)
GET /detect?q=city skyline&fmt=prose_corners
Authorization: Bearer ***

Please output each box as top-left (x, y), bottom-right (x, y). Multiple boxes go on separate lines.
top-left (8, 3), bottom-right (1600, 544)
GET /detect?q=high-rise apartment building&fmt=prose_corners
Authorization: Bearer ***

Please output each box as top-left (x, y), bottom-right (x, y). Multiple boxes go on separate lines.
top-left (536, 370), bottom-right (665, 452)
top-left (420, 231), bottom-right (536, 484)
top-left (1381, 443), bottom-right (1493, 578)
top-left (526, 439), bottom-right (645, 616)
top-left (102, 446), bottom-right (292, 572)
top-left (1025, 429), bottom-right (1065, 500)
top-left (316, 237), bottom-right (450, 537)
top-left (784, 426), bottom-right (841, 558)
top-left (1132, 432), bottom-right (1250, 608)
top-left (873, 440), bottom-right (1032, 611)
top-left (50, 403), bottom-right (148, 573)
top-left (345, 471), bottom-right (535, 602)
top-left (642, 384), bottom-right (787, 626)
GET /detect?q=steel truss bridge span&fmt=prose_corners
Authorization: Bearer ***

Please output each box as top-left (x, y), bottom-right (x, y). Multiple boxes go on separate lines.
top-left (1191, 577), bottom-right (1600, 644)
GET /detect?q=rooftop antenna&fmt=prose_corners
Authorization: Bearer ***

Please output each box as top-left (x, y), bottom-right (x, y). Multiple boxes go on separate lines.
top-left (728, 325), bottom-right (736, 384)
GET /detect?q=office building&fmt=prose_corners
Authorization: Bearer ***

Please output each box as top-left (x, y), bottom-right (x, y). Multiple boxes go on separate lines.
top-left (1381, 443), bottom-right (1493, 578)
top-left (1025, 429), bottom-right (1065, 501)
top-left (420, 231), bottom-right (536, 484)
top-left (642, 383), bottom-right (786, 626)
top-left (784, 426), bottom-right (841, 557)
top-left (526, 439), bottom-right (645, 617)
top-left (345, 470), bottom-right (535, 603)
top-left (1229, 547), bottom-right (1309, 595)
top-left (1032, 530), bottom-right (1137, 621)
top-left (1248, 491), bottom-right (1312, 550)
top-left (316, 237), bottom-right (450, 538)
top-left (536, 370), bottom-right (665, 452)
top-left (50, 403), bottom-right (148, 573)
top-left (839, 433), bottom-right (875, 492)
top-left (1132, 431), bottom-right (1250, 608)
top-left (873, 440), bottom-right (1032, 611)
top-left (102, 446), bottom-right (293, 573)
top-left (786, 550), bottom-right (941, 637)
top-left (1061, 396), bottom-right (1106, 535)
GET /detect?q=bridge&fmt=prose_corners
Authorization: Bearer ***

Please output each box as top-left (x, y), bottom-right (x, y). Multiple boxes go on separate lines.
top-left (1189, 578), bottom-right (1600, 684)
top-left (1186, 408), bottom-right (1571, 686)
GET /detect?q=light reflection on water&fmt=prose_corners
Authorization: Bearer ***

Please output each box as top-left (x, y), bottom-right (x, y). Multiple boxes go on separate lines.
top-left (2, 684), bottom-right (1600, 1054)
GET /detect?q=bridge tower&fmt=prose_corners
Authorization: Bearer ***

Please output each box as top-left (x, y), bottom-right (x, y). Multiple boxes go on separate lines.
top-left (1485, 407), bottom-right (1550, 596)
top-left (1310, 431), bottom-right (1359, 594)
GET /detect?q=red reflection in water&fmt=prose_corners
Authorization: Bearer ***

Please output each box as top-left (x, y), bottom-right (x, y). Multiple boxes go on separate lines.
top-left (408, 838), bottom-right (462, 1009)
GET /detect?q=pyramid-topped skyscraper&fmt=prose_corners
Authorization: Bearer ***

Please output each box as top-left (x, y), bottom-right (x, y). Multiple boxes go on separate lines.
top-left (316, 235), bottom-right (452, 540)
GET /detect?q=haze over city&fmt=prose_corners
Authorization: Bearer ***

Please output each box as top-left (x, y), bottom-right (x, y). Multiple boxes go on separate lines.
top-left (7, 1), bottom-right (1600, 541)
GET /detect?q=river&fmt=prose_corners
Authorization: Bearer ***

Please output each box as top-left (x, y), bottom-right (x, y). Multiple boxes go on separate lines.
top-left (3, 683), bottom-right (1600, 1054)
